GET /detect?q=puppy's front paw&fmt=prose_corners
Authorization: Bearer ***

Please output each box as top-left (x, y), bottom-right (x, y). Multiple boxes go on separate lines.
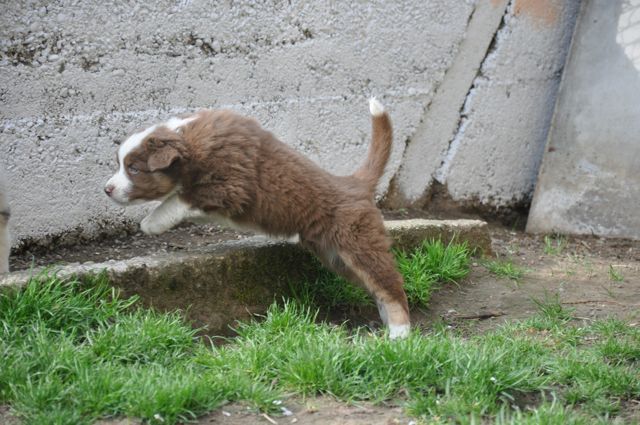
top-left (140, 215), bottom-right (168, 235)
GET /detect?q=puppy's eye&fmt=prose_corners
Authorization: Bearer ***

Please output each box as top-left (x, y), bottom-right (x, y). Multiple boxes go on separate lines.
top-left (128, 165), bottom-right (140, 175)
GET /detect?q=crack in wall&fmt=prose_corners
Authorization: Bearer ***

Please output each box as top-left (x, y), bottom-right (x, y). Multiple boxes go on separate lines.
top-left (402, 3), bottom-right (478, 153)
top-left (383, 2), bottom-right (479, 207)
top-left (433, 0), bottom-right (514, 185)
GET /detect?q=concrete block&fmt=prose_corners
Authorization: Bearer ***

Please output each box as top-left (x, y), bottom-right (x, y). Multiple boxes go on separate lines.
top-left (388, 0), bottom-right (580, 210)
top-left (0, 219), bottom-right (491, 334)
top-left (391, 0), bottom-right (510, 203)
top-left (527, 1), bottom-right (640, 239)
top-left (443, 0), bottom-right (580, 209)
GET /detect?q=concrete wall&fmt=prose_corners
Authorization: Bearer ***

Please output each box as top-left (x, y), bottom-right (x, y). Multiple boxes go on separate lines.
top-left (388, 0), bottom-right (580, 210)
top-left (0, 0), bottom-right (578, 247)
top-left (528, 0), bottom-right (640, 240)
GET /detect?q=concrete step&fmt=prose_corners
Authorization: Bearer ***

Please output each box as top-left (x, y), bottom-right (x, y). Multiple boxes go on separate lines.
top-left (0, 219), bottom-right (491, 334)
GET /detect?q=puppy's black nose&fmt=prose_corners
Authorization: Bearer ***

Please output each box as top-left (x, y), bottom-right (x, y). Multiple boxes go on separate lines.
top-left (104, 185), bottom-right (114, 196)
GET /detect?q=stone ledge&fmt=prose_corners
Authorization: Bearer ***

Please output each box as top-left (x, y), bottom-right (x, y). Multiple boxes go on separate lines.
top-left (0, 219), bottom-right (491, 334)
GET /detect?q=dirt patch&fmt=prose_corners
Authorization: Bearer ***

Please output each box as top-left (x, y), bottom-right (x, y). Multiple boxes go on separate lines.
top-left (199, 397), bottom-right (409, 425)
top-left (93, 397), bottom-right (409, 425)
top-left (415, 226), bottom-right (640, 334)
top-left (0, 406), bottom-right (20, 425)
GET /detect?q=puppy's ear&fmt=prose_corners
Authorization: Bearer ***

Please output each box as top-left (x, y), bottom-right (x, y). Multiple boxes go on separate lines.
top-left (146, 128), bottom-right (183, 172)
top-left (148, 145), bottom-right (181, 172)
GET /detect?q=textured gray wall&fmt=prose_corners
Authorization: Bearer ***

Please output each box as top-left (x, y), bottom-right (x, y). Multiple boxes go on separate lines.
top-left (528, 0), bottom-right (640, 239)
top-left (391, 0), bottom-right (580, 209)
top-left (0, 0), bottom-right (578, 247)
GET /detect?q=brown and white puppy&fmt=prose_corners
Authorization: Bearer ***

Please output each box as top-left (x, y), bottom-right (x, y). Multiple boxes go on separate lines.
top-left (105, 99), bottom-right (410, 338)
top-left (0, 165), bottom-right (10, 274)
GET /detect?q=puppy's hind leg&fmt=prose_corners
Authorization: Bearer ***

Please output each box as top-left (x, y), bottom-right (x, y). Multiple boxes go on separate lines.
top-left (337, 248), bottom-right (410, 339)
top-left (301, 239), bottom-right (361, 285)
top-left (302, 236), bottom-right (410, 339)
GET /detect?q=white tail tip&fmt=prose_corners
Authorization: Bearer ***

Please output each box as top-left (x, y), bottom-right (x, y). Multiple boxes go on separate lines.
top-left (369, 97), bottom-right (385, 117)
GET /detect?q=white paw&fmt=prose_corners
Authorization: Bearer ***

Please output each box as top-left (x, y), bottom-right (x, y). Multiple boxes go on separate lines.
top-left (389, 324), bottom-right (410, 340)
top-left (140, 215), bottom-right (169, 235)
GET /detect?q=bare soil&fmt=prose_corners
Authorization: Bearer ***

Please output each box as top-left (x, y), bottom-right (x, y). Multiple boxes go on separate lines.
top-left (199, 397), bottom-right (408, 425)
top-left (0, 406), bottom-right (19, 425)
top-left (418, 225), bottom-right (640, 334)
top-left (4, 214), bottom-right (640, 424)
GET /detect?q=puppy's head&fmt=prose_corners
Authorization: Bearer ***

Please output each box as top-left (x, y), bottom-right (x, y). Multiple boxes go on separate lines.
top-left (104, 126), bottom-right (185, 205)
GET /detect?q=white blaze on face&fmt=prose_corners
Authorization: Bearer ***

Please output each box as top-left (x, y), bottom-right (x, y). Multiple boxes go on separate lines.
top-left (105, 116), bottom-right (197, 205)
top-left (106, 125), bottom-right (157, 205)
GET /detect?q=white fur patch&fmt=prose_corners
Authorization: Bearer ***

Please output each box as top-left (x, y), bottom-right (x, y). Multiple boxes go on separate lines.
top-left (285, 234), bottom-right (300, 244)
top-left (164, 116), bottom-right (196, 131)
top-left (376, 301), bottom-right (389, 325)
top-left (106, 115), bottom-right (196, 205)
top-left (369, 97), bottom-right (385, 117)
top-left (141, 194), bottom-right (203, 235)
top-left (389, 324), bottom-right (410, 340)
top-left (106, 125), bottom-right (157, 204)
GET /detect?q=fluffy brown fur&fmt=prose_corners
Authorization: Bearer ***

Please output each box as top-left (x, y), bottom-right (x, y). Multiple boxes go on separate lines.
top-left (106, 101), bottom-right (410, 337)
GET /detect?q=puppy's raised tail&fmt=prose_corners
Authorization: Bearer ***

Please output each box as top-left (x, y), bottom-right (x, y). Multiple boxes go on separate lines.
top-left (353, 98), bottom-right (393, 193)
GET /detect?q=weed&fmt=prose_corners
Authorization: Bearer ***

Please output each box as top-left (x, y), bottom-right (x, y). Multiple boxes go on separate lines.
top-left (396, 239), bottom-right (471, 307)
top-left (608, 265), bottom-right (624, 282)
top-left (544, 235), bottom-right (567, 256)
top-left (529, 292), bottom-right (573, 326)
top-left (483, 258), bottom-right (527, 282)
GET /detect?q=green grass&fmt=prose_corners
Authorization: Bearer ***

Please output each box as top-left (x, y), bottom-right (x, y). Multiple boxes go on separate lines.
top-left (544, 235), bottom-right (567, 256)
top-left (483, 258), bottom-right (527, 282)
top-left (289, 266), bottom-right (373, 309)
top-left (291, 238), bottom-right (472, 309)
top-left (396, 239), bottom-right (471, 307)
top-left (2, 274), bottom-right (639, 424)
top-left (609, 265), bottom-right (624, 282)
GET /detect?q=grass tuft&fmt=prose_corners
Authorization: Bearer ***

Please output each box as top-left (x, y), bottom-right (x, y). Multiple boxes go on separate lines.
top-left (529, 292), bottom-right (574, 328)
top-left (483, 258), bottom-right (527, 282)
top-left (544, 234), bottom-right (567, 256)
top-left (396, 238), bottom-right (471, 307)
top-left (608, 265), bottom-right (624, 282)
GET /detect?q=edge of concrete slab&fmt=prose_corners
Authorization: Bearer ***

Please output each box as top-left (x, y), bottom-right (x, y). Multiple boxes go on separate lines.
top-left (0, 219), bottom-right (491, 334)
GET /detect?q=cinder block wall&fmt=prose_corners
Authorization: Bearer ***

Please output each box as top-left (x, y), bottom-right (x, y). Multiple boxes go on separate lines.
top-left (0, 0), bottom-right (578, 247)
